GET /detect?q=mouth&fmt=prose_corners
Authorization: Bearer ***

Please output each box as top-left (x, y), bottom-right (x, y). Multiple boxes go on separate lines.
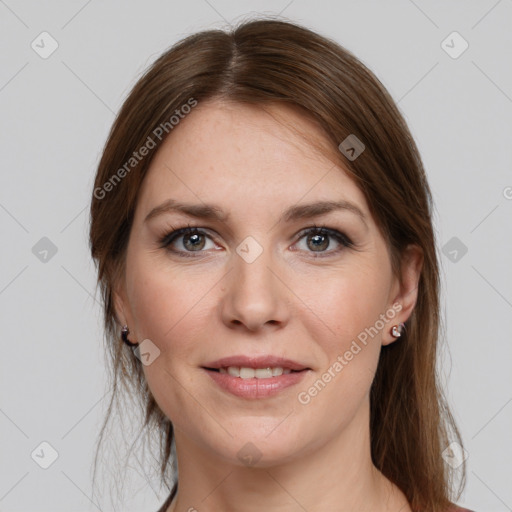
top-left (203, 366), bottom-right (307, 379)
top-left (201, 355), bottom-right (311, 377)
top-left (201, 356), bottom-right (311, 399)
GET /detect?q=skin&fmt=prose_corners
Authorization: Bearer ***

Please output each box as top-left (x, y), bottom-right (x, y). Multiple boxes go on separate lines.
top-left (114, 99), bottom-right (423, 512)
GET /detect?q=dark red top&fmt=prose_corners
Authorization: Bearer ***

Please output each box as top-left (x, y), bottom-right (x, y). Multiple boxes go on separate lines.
top-left (156, 497), bottom-right (474, 511)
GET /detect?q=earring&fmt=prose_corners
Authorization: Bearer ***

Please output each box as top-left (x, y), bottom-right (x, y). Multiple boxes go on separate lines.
top-left (121, 325), bottom-right (138, 347)
top-left (391, 322), bottom-right (406, 338)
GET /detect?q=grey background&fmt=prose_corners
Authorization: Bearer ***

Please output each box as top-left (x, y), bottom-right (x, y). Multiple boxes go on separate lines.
top-left (1, 0), bottom-right (511, 511)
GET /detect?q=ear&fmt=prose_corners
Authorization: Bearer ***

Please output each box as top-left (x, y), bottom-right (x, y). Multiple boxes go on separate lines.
top-left (382, 244), bottom-right (424, 346)
top-left (112, 282), bottom-right (129, 329)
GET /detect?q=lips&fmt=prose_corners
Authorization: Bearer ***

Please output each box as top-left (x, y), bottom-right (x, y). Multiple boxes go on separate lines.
top-left (202, 355), bottom-right (310, 372)
top-left (203, 361), bottom-right (310, 399)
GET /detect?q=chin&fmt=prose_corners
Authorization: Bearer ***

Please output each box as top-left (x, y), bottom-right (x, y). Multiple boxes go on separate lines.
top-left (207, 424), bottom-right (310, 468)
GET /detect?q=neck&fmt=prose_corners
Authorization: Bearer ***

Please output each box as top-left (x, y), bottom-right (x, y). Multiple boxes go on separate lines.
top-left (167, 398), bottom-right (411, 512)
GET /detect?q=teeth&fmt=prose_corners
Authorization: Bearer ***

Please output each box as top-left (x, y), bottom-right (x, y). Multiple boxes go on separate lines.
top-left (219, 367), bottom-right (293, 379)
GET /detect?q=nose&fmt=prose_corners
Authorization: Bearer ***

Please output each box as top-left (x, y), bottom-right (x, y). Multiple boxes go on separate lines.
top-left (220, 242), bottom-right (290, 332)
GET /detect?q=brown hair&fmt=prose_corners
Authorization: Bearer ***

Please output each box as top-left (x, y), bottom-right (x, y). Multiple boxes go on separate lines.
top-left (89, 17), bottom-right (466, 511)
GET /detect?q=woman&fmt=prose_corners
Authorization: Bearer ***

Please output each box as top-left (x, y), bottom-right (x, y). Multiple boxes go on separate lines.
top-left (89, 18), bottom-right (473, 512)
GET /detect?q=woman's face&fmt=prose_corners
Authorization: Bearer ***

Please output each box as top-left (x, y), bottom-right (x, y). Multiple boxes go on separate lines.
top-left (114, 99), bottom-right (420, 466)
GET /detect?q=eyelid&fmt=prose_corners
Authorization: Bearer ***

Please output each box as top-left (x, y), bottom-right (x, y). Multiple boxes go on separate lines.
top-left (157, 225), bottom-right (218, 250)
top-left (158, 224), bottom-right (354, 256)
top-left (295, 224), bottom-right (353, 245)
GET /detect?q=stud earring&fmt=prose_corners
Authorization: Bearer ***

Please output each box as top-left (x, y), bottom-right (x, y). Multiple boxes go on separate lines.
top-left (391, 322), bottom-right (406, 338)
top-left (121, 325), bottom-right (138, 347)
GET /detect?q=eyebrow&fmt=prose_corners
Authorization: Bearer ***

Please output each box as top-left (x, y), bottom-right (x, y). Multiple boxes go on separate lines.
top-left (144, 198), bottom-right (367, 226)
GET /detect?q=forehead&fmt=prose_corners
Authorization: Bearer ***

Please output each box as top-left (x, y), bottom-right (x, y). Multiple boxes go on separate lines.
top-left (135, 100), bottom-right (369, 222)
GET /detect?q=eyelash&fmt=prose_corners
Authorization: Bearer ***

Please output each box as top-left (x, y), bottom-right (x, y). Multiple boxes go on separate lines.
top-left (157, 223), bottom-right (354, 259)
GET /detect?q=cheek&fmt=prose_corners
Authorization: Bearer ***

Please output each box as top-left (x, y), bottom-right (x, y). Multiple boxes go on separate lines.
top-left (124, 253), bottom-right (221, 388)
top-left (294, 265), bottom-right (390, 411)
top-left (302, 264), bottom-right (390, 352)
top-left (294, 273), bottom-right (387, 422)
top-left (125, 249), bottom-right (202, 342)
top-left (128, 272), bottom-right (175, 343)
top-left (124, 260), bottom-right (213, 421)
